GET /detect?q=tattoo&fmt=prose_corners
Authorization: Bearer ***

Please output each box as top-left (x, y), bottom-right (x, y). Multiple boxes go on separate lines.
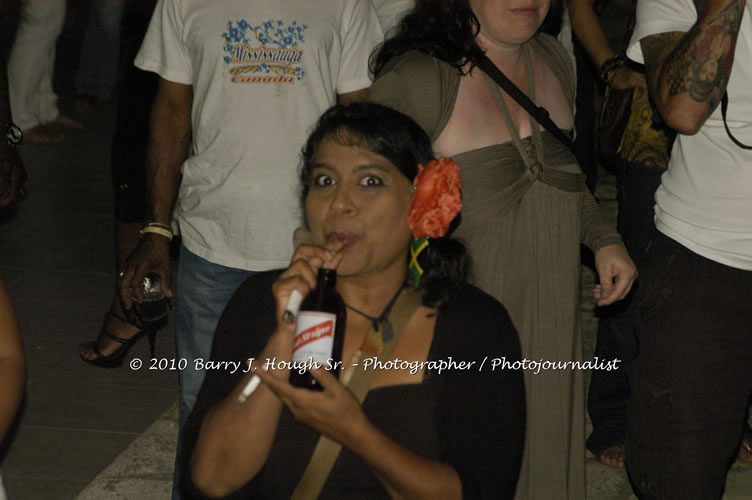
top-left (665, 1), bottom-right (744, 109)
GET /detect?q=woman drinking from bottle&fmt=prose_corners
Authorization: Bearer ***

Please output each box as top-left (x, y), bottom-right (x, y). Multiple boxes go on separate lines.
top-left (180, 102), bottom-right (525, 499)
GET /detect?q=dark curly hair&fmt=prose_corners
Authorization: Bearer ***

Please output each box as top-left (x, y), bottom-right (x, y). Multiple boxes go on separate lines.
top-left (370, 0), bottom-right (562, 76)
top-left (370, 0), bottom-right (483, 76)
top-left (300, 102), bottom-right (470, 308)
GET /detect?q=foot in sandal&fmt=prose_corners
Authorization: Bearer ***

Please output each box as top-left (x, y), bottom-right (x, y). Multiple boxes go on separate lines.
top-left (594, 444), bottom-right (626, 469)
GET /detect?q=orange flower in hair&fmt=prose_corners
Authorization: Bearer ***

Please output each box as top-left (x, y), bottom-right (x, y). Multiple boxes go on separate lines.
top-left (408, 157), bottom-right (463, 239)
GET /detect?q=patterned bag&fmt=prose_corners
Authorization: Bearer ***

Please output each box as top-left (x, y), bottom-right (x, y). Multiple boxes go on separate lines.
top-left (596, 0), bottom-right (636, 164)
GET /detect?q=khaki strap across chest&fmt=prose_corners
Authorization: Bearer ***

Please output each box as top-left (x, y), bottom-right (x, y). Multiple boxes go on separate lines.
top-left (291, 287), bottom-right (423, 500)
top-left (480, 44), bottom-right (584, 193)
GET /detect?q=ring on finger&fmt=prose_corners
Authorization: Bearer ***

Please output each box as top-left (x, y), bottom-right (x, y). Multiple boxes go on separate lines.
top-left (282, 310), bottom-right (295, 324)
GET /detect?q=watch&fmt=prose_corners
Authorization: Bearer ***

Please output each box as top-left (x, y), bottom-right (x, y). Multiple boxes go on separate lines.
top-left (4, 123), bottom-right (22, 146)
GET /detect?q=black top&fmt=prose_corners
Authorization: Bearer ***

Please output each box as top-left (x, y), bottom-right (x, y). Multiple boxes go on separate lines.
top-left (182, 271), bottom-right (525, 499)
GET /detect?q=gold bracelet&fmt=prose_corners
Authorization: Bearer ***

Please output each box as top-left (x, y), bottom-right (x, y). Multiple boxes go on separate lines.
top-left (139, 225), bottom-right (174, 241)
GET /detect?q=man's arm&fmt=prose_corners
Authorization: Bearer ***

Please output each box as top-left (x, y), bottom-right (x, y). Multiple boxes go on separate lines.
top-left (640, 0), bottom-right (746, 134)
top-left (567, 0), bottom-right (646, 89)
top-left (146, 78), bottom-right (192, 230)
top-left (120, 77), bottom-right (192, 308)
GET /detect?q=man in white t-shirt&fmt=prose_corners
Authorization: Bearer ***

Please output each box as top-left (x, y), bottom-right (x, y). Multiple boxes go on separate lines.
top-left (118, 0), bottom-right (382, 496)
top-left (370, 0), bottom-right (413, 34)
top-left (625, 0), bottom-right (752, 497)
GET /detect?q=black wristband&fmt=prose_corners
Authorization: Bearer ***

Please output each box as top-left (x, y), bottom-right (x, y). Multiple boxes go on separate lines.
top-left (599, 55), bottom-right (627, 84)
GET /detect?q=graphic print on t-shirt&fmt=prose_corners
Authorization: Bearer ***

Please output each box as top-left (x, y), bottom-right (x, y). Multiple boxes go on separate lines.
top-left (222, 19), bottom-right (308, 84)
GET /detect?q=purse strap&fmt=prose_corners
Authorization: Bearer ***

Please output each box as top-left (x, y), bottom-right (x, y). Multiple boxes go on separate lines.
top-left (476, 54), bottom-right (578, 158)
top-left (290, 287), bottom-right (423, 500)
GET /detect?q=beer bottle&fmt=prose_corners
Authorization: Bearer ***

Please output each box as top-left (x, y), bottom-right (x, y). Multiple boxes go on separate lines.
top-left (289, 268), bottom-right (345, 390)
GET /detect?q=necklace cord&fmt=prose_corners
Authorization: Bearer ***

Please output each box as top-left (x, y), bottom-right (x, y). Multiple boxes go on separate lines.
top-left (344, 281), bottom-right (406, 331)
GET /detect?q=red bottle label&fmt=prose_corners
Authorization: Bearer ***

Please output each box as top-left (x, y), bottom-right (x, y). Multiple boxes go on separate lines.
top-left (292, 312), bottom-right (336, 364)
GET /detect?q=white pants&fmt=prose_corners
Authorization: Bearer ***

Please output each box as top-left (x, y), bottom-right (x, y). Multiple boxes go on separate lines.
top-left (7, 0), bottom-right (66, 130)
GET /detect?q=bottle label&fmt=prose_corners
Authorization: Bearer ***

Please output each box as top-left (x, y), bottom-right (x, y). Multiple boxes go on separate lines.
top-left (292, 311), bottom-right (336, 364)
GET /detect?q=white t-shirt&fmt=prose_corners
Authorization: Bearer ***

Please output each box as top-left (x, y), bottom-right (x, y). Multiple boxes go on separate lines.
top-left (370, 0), bottom-right (413, 35)
top-left (135, 0), bottom-right (383, 270)
top-left (627, 0), bottom-right (752, 270)
top-left (558, 6), bottom-right (576, 74)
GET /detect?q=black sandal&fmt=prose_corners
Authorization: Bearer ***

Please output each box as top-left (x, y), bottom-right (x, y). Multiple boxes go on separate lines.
top-left (79, 312), bottom-right (157, 368)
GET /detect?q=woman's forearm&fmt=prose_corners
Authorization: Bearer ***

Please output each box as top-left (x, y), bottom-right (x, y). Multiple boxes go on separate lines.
top-left (190, 334), bottom-right (292, 497)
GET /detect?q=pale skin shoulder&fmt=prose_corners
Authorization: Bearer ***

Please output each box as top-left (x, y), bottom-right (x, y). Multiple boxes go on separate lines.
top-left (434, 46), bottom-right (573, 157)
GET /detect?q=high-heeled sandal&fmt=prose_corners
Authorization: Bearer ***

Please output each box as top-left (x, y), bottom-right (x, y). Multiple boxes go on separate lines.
top-left (80, 312), bottom-right (157, 368)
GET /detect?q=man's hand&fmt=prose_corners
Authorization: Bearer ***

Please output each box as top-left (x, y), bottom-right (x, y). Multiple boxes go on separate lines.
top-left (119, 234), bottom-right (173, 309)
top-left (116, 79), bottom-right (192, 310)
top-left (610, 66), bottom-right (647, 90)
top-left (0, 142), bottom-right (26, 209)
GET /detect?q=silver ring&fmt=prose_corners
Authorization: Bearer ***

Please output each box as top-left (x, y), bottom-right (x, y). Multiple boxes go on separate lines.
top-left (118, 271), bottom-right (125, 278)
top-left (282, 310), bottom-right (295, 324)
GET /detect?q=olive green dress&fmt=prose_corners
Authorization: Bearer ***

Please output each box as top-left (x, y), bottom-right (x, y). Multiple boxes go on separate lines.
top-left (368, 33), bottom-right (623, 499)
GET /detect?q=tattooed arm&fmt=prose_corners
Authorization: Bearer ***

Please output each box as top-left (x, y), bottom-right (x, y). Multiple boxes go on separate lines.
top-left (640, 0), bottom-right (746, 134)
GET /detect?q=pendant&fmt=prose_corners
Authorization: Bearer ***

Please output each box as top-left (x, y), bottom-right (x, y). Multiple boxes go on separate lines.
top-left (381, 319), bottom-right (394, 344)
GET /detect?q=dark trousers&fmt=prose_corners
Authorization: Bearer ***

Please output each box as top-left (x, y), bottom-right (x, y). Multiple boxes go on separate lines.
top-left (626, 232), bottom-right (752, 499)
top-left (574, 39), bottom-right (598, 193)
top-left (586, 160), bottom-right (663, 453)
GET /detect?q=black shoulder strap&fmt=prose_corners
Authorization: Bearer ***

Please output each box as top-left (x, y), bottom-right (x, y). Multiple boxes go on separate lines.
top-left (476, 54), bottom-right (578, 158)
top-left (721, 92), bottom-right (752, 150)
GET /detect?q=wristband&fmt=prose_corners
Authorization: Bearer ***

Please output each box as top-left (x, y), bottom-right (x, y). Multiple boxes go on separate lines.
top-left (599, 54), bottom-right (626, 84)
top-left (139, 222), bottom-right (174, 241)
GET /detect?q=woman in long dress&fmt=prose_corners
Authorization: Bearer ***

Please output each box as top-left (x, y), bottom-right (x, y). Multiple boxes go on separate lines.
top-left (368, 1), bottom-right (637, 497)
